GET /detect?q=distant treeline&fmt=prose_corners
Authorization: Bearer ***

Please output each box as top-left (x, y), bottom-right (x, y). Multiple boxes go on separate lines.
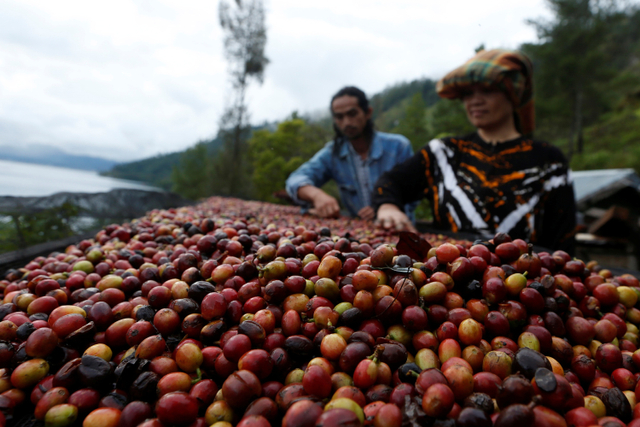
top-left (104, 0), bottom-right (640, 217)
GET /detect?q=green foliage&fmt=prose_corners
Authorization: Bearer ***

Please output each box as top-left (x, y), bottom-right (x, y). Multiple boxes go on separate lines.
top-left (0, 219), bottom-right (14, 253)
top-left (370, 79), bottom-right (439, 117)
top-left (519, 0), bottom-right (640, 171)
top-left (248, 119), bottom-right (331, 203)
top-left (102, 137), bottom-right (223, 190)
top-left (570, 102), bottom-right (640, 173)
top-left (170, 128), bottom-right (260, 201)
top-left (523, 0), bottom-right (640, 157)
top-left (372, 79), bottom-right (439, 131)
top-left (102, 152), bottom-right (181, 190)
top-left (208, 123), bottom-right (255, 199)
top-left (0, 203), bottom-right (80, 253)
top-left (377, 89), bottom-right (474, 151)
top-left (171, 142), bottom-right (214, 200)
top-left (427, 100), bottom-right (476, 141)
top-left (415, 199), bottom-right (433, 222)
top-left (391, 93), bottom-right (429, 151)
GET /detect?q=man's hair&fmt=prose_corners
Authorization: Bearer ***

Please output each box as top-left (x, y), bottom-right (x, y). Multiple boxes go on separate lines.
top-left (330, 86), bottom-right (374, 144)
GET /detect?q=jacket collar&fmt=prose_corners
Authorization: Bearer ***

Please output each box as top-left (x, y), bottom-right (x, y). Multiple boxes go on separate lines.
top-left (337, 132), bottom-right (381, 160)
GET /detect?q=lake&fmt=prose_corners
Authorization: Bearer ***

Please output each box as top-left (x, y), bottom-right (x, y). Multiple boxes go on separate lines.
top-left (0, 159), bottom-right (162, 197)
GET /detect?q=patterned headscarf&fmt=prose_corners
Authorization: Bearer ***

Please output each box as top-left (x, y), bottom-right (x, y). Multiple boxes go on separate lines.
top-left (436, 49), bottom-right (535, 135)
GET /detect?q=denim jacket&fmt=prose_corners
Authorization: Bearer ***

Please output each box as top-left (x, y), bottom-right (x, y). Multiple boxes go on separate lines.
top-left (285, 131), bottom-right (417, 219)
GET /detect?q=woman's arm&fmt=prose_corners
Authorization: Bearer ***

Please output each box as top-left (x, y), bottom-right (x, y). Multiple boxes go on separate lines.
top-left (536, 168), bottom-right (577, 254)
top-left (372, 146), bottom-right (432, 229)
top-left (533, 144), bottom-right (577, 254)
top-left (376, 203), bottom-right (417, 231)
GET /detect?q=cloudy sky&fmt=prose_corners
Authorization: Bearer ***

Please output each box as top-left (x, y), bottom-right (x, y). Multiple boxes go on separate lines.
top-left (0, 0), bottom-right (554, 162)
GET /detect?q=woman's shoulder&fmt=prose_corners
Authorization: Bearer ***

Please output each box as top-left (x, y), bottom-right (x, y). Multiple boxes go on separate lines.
top-left (437, 132), bottom-right (478, 143)
top-left (529, 138), bottom-right (569, 164)
top-left (413, 134), bottom-right (473, 156)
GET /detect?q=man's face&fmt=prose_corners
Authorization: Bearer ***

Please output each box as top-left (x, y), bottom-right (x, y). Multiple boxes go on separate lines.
top-left (331, 95), bottom-right (372, 140)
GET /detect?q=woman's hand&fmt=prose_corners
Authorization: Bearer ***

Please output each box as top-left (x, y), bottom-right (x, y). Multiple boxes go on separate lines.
top-left (376, 203), bottom-right (416, 232)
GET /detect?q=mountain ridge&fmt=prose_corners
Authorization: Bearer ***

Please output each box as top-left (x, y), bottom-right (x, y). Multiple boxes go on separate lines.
top-left (0, 144), bottom-right (120, 172)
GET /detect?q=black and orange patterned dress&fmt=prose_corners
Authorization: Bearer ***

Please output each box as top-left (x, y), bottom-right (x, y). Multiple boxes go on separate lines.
top-left (372, 132), bottom-right (576, 252)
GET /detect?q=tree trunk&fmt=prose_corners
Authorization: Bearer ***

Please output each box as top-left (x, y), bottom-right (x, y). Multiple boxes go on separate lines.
top-left (11, 215), bottom-right (26, 249)
top-left (577, 131), bottom-right (584, 155)
top-left (567, 87), bottom-right (584, 161)
top-left (575, 90), bottom-right (584, 155)
top-left (567, 126), bottom-right (574, 161)
top-left (233, 82), bottom-right (246, 164)
top-left (229, 82), bottom-right (246, 197)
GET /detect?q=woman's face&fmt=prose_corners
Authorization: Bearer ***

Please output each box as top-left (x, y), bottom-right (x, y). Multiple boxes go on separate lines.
top-left (461, 85), bottom-right (515, 131)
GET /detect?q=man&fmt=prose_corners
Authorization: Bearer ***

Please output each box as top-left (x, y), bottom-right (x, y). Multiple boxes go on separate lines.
top-left (286, 86), bottom-right (416, 220)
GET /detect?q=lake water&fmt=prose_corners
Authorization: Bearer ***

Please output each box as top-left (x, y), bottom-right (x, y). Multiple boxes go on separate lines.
top-left (0, 159), bottom-right (162, 197)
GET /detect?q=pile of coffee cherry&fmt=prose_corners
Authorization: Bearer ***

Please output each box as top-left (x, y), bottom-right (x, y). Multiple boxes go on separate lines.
top-left (0, 196), bottom-right (638, 427)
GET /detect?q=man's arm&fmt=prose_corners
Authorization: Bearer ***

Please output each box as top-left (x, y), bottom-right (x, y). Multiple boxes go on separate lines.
top-left (285, 143), bottom-right (341, 217)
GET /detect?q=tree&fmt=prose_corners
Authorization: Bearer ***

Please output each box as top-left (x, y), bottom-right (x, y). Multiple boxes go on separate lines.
top-left (522, 0), bottom-right (626, 158)
top-left (371, 79), bottom-right (439, 131)
top-left (427, 99), bottom-right (475, 140)
top-left (392, 93), bottom-right (430, 151)
top-left (248, 118), bottom-right (331, 203)
top-left (0, 203), bottom-right (80, 253)
top-left (171, 142), bottom-right (213, 200)
top-left (215, 0), bottom-right (269, 198)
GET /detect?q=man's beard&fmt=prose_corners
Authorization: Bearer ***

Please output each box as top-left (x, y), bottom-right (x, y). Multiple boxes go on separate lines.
top-left (342, 126), bottom-right (364, 140)
top-left (334, 121), bottom-right (372, 142)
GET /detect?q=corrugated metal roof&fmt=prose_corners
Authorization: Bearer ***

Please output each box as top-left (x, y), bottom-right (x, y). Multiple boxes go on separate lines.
top-left (572, 168), bottom-right (640, 203)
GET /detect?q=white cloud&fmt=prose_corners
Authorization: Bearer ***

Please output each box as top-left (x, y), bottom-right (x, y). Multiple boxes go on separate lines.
top-left (0, 0), bottom-right (559, 161)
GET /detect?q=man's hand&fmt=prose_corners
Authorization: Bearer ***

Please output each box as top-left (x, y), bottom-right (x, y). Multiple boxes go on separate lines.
top-left (298, 186), bottom-right (340, 218)
top-left (376, 203), bottom-right (416, 232)
top-left (358, 206), bottom-right (375, 221)
top-left (309, 193), bottom-right (340, 218)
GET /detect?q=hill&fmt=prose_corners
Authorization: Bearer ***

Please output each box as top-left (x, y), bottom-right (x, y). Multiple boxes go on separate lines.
top-left (0, 144), bottom-right (119, 172)
top-left (101, 151), bottom-right (183, 190)
top-left (101, 136), bottom-right (225, 190)
top-left (370, 78), bottom-right (439, 130)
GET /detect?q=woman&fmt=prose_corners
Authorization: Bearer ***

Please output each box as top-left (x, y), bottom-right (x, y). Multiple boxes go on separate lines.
top-left (372, 49), bottom-right (576, 252)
